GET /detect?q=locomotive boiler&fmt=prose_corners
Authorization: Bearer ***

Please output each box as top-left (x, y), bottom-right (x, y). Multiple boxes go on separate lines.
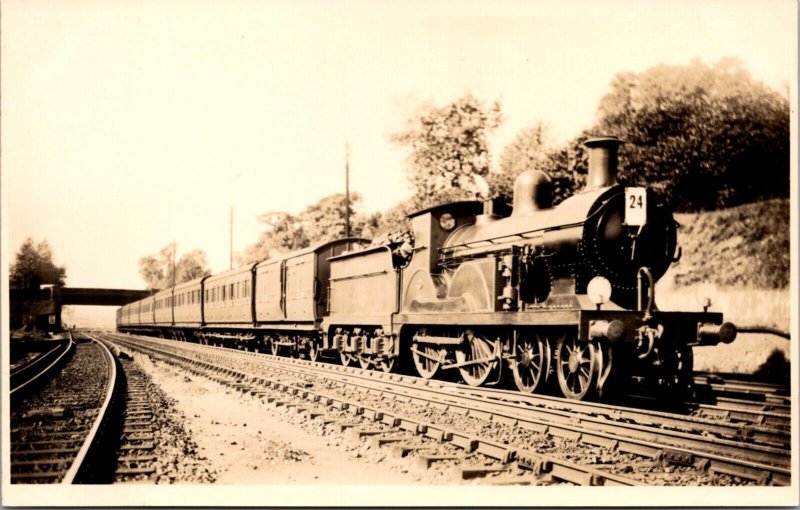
top-left (118, 136), bottom-right (737, 401)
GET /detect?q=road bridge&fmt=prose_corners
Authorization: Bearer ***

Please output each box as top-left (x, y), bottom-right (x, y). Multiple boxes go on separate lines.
top-left (10, 286), bottom-right (153, 332)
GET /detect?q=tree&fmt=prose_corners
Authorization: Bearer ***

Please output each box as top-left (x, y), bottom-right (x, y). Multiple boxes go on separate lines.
top-left (10, 238), bottom-right (66, 289)
top-left (138, 244), bottom-right (210, 289)
top-left (488, 119), bottom-right (598, 207)
top-left (369, 201), bottom-right (415, 238)
top-left (391, 94), bottom-right (502, 209)
top-left (236, 212), bottom-right (307, 265)
top-left (237, 192), bottom-right (380, 265)
top-left (593, 58), bottom-right (789, 211)
top-left (301, 192), bottom-right (375, 244)
top-left (488, 122), bottom-right (584, 206)
top-left (175, 249), bottom-right (212, 283)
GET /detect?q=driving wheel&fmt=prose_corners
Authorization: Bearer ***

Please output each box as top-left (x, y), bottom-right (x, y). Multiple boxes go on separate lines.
top-left (511, 333), bottom-right (546, 393)
top-left (555, 333), bottom-right (596, 400)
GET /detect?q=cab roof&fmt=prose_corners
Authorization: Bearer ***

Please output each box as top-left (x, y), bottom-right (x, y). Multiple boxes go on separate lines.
top-left (406, 200), bottom-right (482, 219)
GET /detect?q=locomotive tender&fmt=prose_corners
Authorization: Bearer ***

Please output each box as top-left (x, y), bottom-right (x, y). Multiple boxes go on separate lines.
top-left (118, 137), bottom-right (737, 400)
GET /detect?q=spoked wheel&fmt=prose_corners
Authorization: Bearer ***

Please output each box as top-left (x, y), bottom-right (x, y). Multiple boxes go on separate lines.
top-left (555, 333), bottom-right (597, 400)
top-left (510, 333), bottom-right (547, 393)
top-left (412, 342), bottom-right (442, 379)
top-left (455, 330), bottom-right (499, 387)
top-left (339, 350), bottom-right (355, 367)
top-left (378, 357), bottom-right (396, 373)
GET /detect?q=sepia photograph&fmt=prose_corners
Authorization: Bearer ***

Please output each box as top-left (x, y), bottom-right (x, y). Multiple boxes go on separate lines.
top-left (1, 0), bottom-right (797, 506)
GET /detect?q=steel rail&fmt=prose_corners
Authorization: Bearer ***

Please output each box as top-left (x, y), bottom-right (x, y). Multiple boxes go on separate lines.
top-left (60, 338), bottom-right (117, 484)
top-left (10, 339), bottom-right (75, 398)
top-left (106, 331), bottom-right (789, 444)
top-left (108, 331), bottom-right (787, 426)
top-left (106, 333), bottom-right (791, 485)
top-left (735, 326), bottom-right (791, 340)
top-left (10, 342), bottom-right (63, 377)
top-left (694, 372), bottom-right (790, 394)
top-left (103, 333), bottom-right (640, 486)
top-left (204, 347), bottom-right (793, 466)
top-left (106, 332), bottom-right (788, 447)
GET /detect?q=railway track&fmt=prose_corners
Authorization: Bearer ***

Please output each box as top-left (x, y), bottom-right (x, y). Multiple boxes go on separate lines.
top-left (103, 331), bottom-right (792, 486)
top-left (693, 373), bottom-right (791, 409)
top-left (10, 333), bottom-right (117, 484)
top-left (88, 335), bottom-right (159, 482)
top-left (10, 335), bottom-right (75, 403)
top-left (112, 358), bottom-right (159, 482)
top-left (104, 332), bottom-right (638, 485)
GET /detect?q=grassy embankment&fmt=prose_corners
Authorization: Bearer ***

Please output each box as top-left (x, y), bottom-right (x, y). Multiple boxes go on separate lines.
top-left (654, 198), bottom-right (791, 375)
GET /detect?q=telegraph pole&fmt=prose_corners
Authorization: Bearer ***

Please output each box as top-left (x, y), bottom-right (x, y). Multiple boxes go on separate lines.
top-left (229, 172), bottom-right (241, 270)
top-left (345, 143), bottom-right (351, 238)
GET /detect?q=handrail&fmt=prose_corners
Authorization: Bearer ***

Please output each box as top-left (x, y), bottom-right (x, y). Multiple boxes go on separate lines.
top-left (737, 326), bottom-right (790, 340)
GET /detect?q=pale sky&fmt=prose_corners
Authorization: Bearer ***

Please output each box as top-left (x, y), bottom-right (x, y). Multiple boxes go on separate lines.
top-left (2, 0), bottom-right (795, 325)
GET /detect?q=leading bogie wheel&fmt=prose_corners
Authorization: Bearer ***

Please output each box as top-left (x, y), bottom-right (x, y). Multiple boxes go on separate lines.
top-left (339, 350), bottom-right (354, 367)
top-left (510, 333), bottom-right (547, 393)
top-left (555, 333), bottom-right (597, 400)
top-left (378, 357), bottom-right (396, 373)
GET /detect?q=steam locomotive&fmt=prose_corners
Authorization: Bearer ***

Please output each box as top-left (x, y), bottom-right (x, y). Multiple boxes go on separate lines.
top-left (117, 137), bottom-right (737, 400)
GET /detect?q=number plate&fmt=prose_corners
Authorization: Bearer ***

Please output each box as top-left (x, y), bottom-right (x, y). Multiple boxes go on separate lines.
top-left (625, 187), bottom-right (647, 226)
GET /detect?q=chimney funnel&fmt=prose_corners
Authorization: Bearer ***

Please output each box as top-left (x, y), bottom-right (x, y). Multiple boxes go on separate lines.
top-left (583, 136), bottom-right (623, 191)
